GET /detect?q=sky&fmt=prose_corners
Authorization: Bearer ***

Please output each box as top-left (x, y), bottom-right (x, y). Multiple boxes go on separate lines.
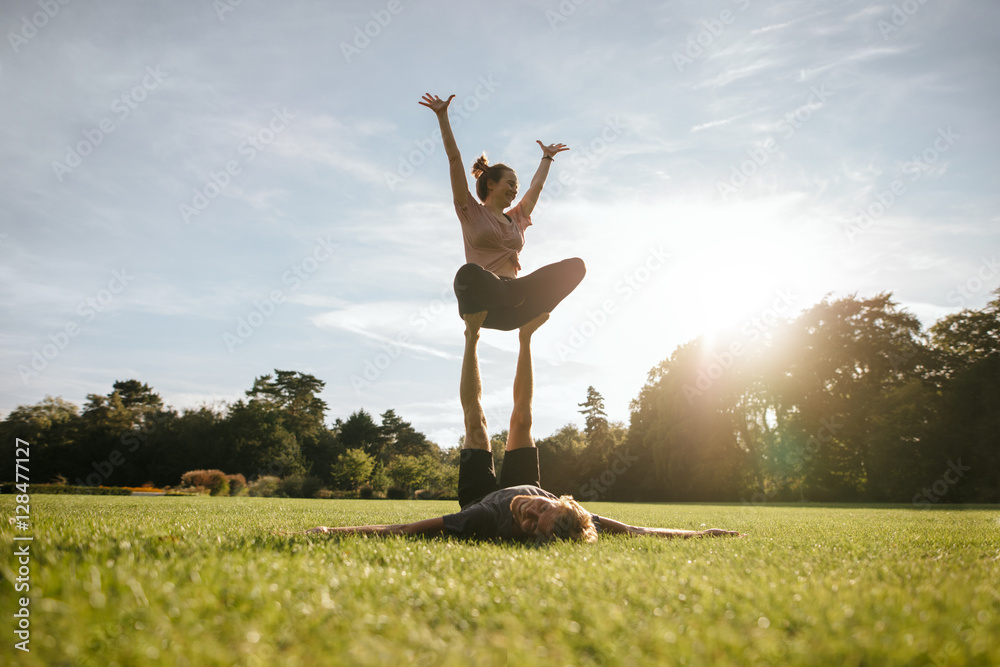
top-left (2, 0), bottom-right (998, 449)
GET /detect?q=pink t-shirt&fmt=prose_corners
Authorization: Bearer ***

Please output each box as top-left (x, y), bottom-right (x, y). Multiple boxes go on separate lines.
top-left (455, 196), bottom-right (532, 276)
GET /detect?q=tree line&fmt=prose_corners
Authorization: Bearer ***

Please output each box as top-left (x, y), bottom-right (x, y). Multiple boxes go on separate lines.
top-left (0, 371), bottom-right (458, 497)
top-left (2, 291), bottom-right (997, 503)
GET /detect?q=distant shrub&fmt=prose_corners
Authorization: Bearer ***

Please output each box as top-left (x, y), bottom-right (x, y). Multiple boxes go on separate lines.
top-left (181, 469), bottom-right (230, 496)
top-left (359, 485), bottom-right (374, 500)
top-left (278, 473), bottom-right (325, 499)
top-left (315, 488), bottom-right (334, 499)
top-left (414, 489), bottom-right (440, 500)
top-left (226, 473), bottom-right (247, 496)
top-left (386, 486), bottom-right (408, 500)
top-left (331, 449), bottom-right (375, 491)
top-left (248, 476), bottom-right (282, 497)
top-left (369, 466), bottom-right (390, 494)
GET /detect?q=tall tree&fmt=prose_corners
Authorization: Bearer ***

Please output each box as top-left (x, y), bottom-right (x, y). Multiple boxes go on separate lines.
top-left (223, 399), bottom-right (305, 480)
top-left (0, 396), bottom-right (80, 483)
top-left (113, 379), bottom-right (163, 411)
top-left (625, 338), bottom-right (751, 502)
top-left (925, 290), bottom-right (1000, 501)
top-left (336, 409), bottom-right (388, 463)
top-left (536, 423), bottom-right (588, 497)
top-left (246, 370), bottom-right (334, 481)
top-left (380, 409), bottom-right (434, 460)
top-left (770, 293), bottom-right (933, 500)
top-left (247, 371), bottom-right (327, 435)
top-left (578, 386), bottom-right (613, 466)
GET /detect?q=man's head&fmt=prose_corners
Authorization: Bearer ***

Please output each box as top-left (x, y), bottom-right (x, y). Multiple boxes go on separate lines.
top-left (510, 494), bottom-right (598, 543)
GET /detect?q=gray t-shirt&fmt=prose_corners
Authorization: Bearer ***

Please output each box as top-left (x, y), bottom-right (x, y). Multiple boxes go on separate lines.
top-left (441, 484), bottom-right (601, 541)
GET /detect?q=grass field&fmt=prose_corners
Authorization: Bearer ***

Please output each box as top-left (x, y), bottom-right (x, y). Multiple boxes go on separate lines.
top-left (1, 495), bottom-right (998, 667)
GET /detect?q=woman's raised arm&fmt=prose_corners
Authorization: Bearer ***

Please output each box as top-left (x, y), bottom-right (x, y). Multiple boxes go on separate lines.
top-left (419, 93), bottom-right (469, 206)
top-left (517, 141), bottom-right (570, 217)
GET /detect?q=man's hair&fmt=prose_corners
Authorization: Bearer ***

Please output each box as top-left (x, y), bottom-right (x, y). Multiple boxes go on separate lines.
top-left (541, 495), bottom-right (598, 544)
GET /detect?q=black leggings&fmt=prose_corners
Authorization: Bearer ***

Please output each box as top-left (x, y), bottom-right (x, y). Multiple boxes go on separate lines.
top-left (453, 258), bottom-right (586, 331)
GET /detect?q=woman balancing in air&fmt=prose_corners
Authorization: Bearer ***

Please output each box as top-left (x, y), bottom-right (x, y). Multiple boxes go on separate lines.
top-left (419, 93), bottom-right (586, 331)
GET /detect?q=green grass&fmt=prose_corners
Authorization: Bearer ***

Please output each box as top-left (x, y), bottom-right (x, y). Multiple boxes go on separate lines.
top-left (1, 496), bottom-right (998, 666)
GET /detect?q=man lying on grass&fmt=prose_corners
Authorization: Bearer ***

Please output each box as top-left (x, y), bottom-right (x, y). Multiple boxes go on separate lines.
top-left (308, 312), bottom-right (740, 544)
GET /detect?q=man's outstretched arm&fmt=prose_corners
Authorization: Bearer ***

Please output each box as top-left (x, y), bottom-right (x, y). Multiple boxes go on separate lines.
top-left (597, 516), bottom-right (740, 538)
top-left (306, 516), bottom-right (446, 536)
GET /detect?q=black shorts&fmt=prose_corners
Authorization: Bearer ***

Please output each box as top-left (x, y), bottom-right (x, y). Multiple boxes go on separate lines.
top-left (457, 448), bottom-right (541, 508)
top-left (453, 259), bottom-right (585, 331)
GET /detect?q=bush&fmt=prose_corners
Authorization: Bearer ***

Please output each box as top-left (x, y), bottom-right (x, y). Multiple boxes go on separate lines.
top-left (226, 473), bottom-right (247, 496)
top-left (359, 485), bottom-right (374, 500)
top-left (414, 489), bottom-right (440, 500)
top-left (279, 473), bottom-right (325, 499)
top-left (369, 465), bottom-right (390, 494)
top-left (386, 486), bottom-right (409, 500)
top-left (180, 469), bottom-right (230, 496)
top-left (248, 476), bottom-right (282, 497)
top-left (331, 449), bottom-right (375, 491)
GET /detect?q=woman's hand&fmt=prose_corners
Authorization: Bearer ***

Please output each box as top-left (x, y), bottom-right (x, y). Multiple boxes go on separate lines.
top-left (419, 93), bottom-right (455, 115)
top-left (536, 140), bottom-right (570, 159)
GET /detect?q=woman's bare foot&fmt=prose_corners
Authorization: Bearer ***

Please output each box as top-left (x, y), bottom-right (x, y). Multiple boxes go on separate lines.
top-left (464, 311), bottom-right (488, 337)
top-left (519, 312), bottom-right (550, 340)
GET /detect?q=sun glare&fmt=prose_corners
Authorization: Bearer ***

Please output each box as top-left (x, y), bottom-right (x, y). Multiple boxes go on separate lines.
top-left (664, 208), bottom-right (806, 346)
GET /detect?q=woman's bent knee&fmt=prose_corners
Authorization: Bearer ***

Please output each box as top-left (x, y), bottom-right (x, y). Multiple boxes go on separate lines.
top-left (455, 263), bottom-right (484, 285)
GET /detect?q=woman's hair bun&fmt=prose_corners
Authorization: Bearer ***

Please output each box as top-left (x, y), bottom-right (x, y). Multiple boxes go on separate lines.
top-left (471, 153), bottom-right (490, 179)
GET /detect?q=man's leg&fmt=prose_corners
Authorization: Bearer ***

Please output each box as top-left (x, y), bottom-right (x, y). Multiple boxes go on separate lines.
top-left (498, 313), bottom-right (549, 489)
top-left (505, 312), bottom-right (549, 451)
top-left (457, 311), bottom-right (497, 507)
top-left (461, 311), bottom-right (490, 451)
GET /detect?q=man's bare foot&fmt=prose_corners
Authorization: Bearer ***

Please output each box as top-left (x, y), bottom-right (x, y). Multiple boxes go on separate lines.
top-left (519, 312), bottom-right (550, 340)
top-left (464, 311), bottom-right (488, 337)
